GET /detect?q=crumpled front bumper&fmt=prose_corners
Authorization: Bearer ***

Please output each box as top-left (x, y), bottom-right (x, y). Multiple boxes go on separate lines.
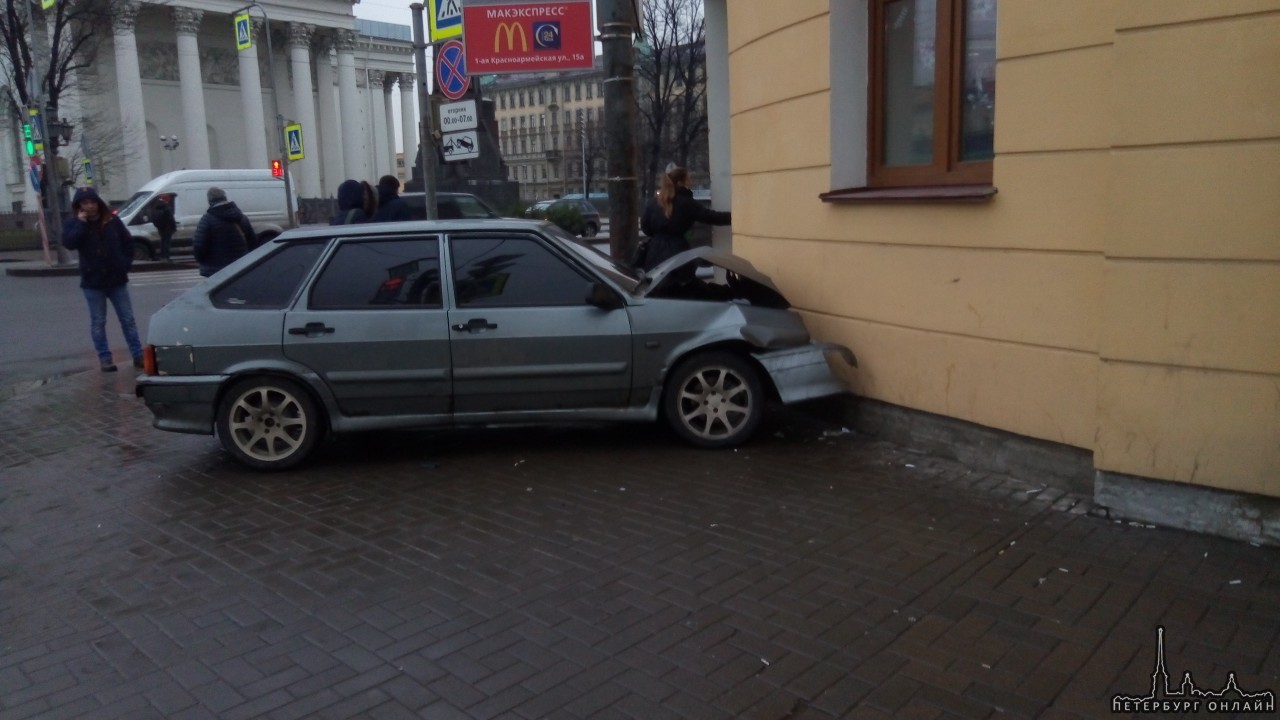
top-left (753, 342), bottom-right (857, 405)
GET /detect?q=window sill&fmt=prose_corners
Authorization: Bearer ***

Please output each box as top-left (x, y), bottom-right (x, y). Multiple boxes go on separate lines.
top-left (819, 185), bottom-right (997, 204)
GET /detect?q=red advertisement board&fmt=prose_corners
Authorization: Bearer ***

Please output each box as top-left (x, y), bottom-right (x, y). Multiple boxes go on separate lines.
top-left (463, 0), bottom-right (594, 75)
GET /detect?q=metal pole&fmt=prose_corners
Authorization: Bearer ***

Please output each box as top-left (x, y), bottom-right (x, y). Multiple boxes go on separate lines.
top-left (29, 1), bottom-right (70, 265)
top-left (237, 3), bottom-right (296, 227)
top-left (597, 0), bottom-right (639, 262)
top-left (410, 4), bottom-right (438, 219)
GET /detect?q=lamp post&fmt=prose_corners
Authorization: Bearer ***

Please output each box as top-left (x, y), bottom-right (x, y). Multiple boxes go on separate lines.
top-left (159, 134), bottom-right (180, 172)
top-left (43, 111), bottom-right (74, 265)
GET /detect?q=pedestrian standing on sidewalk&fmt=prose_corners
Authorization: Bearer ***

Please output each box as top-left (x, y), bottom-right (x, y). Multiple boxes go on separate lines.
top-left (371, 175), bottom-right (410, 222)
top-left (637, 165), bottom-right (732, 272)
top-left (61, 187), bottom-right (144, 372)
top-left (150, 194), bottom-right (177, 261)
top-left (192, 186), bottom-right (255, 277)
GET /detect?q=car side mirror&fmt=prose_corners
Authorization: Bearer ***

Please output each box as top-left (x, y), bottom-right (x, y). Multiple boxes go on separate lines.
top-left (586, 282), bottom-right (623, 310)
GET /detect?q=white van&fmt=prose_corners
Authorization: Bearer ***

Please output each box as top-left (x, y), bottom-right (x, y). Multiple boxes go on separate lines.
top-left (114, 169), bottom-right (297, 260)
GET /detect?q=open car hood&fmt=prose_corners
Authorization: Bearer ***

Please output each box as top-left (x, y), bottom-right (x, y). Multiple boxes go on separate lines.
top-left (639, 246), bottom-right (784, 298)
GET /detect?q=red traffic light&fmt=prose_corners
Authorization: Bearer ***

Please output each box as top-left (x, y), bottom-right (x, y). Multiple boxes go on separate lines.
top-left (271, 159), bottom-right (283, 178)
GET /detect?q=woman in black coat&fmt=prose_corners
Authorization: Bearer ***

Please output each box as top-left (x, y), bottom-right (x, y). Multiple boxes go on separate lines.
top-left (637, 166), bottom-right (731, 271)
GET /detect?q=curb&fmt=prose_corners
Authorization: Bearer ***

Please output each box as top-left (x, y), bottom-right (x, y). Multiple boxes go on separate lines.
top-left (4, 260), bottom-right (198, 278)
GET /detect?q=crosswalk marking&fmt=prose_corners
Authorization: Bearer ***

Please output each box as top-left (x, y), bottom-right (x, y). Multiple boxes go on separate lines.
top-left (131, 269), bottom-right (202, 288)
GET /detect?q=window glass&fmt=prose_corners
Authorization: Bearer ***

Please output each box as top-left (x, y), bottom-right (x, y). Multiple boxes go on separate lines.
top-left (451, 236), bottom-right (591, 308)
top-left (310, 238), bottom-right (442, 309)
top-left (882, 0), bottom-right (935, 167)
top-left (550, 86), bottom-right (557, 103)
top-left (961, 0), bottom-right (997, 161)
top-left (212, 242), bottom-right (326, 309)
top-left (574, 83), bottom-right (582, 101)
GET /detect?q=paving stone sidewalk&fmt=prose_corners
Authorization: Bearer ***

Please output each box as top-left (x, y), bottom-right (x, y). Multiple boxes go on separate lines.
top-left (0, 369), bottom-right (1276, 719)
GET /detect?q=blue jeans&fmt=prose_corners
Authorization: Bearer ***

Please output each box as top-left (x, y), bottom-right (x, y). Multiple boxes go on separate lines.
top-left (82, 284), bottom-right (143, 364)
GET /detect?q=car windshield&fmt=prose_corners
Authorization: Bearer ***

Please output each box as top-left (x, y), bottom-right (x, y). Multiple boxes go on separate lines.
top-left (543, 223), bottom-right (641, 292)
top-left (116, 191), bottom-right (151, 219)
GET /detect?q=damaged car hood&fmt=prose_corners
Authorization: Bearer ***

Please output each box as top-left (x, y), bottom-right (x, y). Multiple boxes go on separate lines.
top-left (639, 246), bottom-right (784, 298)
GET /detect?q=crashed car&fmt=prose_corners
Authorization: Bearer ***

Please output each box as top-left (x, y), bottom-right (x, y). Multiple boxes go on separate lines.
top-left (136, 219), bottom-right (856, 470)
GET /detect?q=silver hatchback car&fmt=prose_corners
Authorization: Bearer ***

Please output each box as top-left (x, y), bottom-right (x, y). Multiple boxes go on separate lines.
top-left (136, 219), bottom-right (856, 470)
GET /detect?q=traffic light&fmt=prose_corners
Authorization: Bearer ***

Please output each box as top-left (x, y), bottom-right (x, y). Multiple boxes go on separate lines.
top-left (271, 159), bottom-right (283, 178)
top-left (22, 121), bottom-right (34, 156)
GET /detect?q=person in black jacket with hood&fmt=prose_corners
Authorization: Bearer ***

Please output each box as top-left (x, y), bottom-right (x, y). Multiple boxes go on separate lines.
top-left (61, 187), bottom-right (145, 372)
top-left (371, 175), bottom-right (410, 222)
top-left (637, 165), bottom-right (731, 272)
top-left (332, 178), bottom-right (374, 225)
top-left (192, 186), bottom-right (255, 277)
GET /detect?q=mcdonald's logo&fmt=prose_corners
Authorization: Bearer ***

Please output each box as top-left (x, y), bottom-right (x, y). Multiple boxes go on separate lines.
top-left (494, 22), bottom-right (528, 53)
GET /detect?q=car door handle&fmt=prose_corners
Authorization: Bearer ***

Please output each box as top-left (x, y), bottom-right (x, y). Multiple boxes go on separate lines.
top-left (452, 318), bottom-right (498, 333)
top-left (288, 322), bottom-right (335, 337)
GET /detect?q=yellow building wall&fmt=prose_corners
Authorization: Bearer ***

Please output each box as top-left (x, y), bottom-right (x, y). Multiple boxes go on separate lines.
top-left (725, 2), bottom-right (1280, 496)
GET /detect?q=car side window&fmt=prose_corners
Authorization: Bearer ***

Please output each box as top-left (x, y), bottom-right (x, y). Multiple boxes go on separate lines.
top-left (310, 238), bottom-right (443, 309)
top-left (455, 196), bottom-right (493, 218)
top-left (211, 242), bottom-right (326, 309)
top-left (450, 236), bottom-right (591, 308)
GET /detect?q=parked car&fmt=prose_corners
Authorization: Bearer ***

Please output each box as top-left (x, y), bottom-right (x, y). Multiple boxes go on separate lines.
top-left (114, 169), bottom-right (297, 260)
top-left (523, 198), bottom-right (601, 237)
top-left (399, 191), bottom-right (503, 221)
top-left (135, 219), bottom-right (856, 470)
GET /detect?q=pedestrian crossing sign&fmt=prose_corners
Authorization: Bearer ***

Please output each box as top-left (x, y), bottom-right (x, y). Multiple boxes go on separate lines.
top-left (427, 0), bottom-right (463, 42)
top-left (285, 124), bottom-right (304, 161)
top-left (42, 0), bottom-right (56, 9)
top-left (235, 12), bottom-right (252, 51)
top-left (83, 158), bottom-right (95, 184)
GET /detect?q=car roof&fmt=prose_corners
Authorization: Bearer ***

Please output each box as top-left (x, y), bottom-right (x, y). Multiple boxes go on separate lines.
top-left (277, 218), bottom-right (556, 241)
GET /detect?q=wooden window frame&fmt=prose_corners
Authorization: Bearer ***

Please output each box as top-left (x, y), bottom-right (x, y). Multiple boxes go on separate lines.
top-left (867, 0), bottom-right (992, 188)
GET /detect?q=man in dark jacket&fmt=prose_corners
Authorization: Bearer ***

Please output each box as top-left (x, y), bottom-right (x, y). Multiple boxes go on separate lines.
top-left (192, 186), bottom-right (255, 277)
top-left (371, 175), bottom-right (410, 222)
top-left (61, 187), bottom-right (144, 372)
top-left (150, 194), bottom-right (177, 260)
top-left (331, 179), bottom-right (372, 225)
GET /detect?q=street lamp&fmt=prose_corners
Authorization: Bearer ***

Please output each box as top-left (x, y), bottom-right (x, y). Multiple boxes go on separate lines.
top-left (159, 134), bottom-right (180, 172)
top-left (43, 112), bottom-right (74, 265)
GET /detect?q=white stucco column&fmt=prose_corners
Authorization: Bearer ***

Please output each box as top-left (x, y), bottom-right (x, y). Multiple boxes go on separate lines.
top-left (399, 74), bottom-right (416, 182)
top-left (382, 74), bottom-right (398, 179)
top-left (703, 0), bottom-right (733, 253)
top-left (369, 72), bottom-right (389, 178)
top-left (314, 35), bottom-right (344, 195)
top-left (288, 23), bottom-right (319, 197)
top-left (173, 8), bottom-right (211, 168)
top-left (238, 20), bottom-right (269, 166)
top-left (335, 31), bottom-right (363, 181)
top-left (113, 2), bottom-right (151, 191)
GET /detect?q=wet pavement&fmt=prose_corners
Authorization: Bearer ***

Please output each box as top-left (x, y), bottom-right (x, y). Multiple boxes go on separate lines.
top-left (0, 369), bottom-right (1277, 719)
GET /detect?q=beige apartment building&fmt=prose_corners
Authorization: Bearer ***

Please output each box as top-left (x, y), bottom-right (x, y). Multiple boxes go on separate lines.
top-left (708, 0), bottom-right (1279, 542)
top-left (489, 68), bottom-right (606, 202)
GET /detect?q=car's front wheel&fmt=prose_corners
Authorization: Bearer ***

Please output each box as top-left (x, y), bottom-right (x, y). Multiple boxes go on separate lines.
top-left (216, 376), bottom-right (321, 470)
top-left (663, 351), bottom-right (763, 448)
top-left (582, 222), bottom-right (598, 238)
top-left (132, 238), bottom-right (153, 261)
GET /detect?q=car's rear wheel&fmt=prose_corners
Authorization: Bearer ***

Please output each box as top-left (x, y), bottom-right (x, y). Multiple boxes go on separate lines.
top-left (663, 351), bottom-right (763, 448)
top-left (582, 222), bottom-right (598, 238)
top-left (216, 376), bottom-right (320, 470)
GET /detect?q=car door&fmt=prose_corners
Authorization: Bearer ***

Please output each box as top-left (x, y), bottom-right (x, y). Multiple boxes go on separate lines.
top-left (283, 235), bottom-right (453, 418)
top-left (447, 233), bottom-right (632, 415)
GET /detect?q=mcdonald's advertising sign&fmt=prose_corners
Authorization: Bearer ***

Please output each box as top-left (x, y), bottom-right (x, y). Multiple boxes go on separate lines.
top-left (462, 0), bottom-right (593, 75)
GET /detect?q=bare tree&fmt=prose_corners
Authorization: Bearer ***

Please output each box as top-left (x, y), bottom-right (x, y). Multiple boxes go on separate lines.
top-left (634, 0), bottom-right (708, 196)
top-left (1, 0), bottom-right (141, 260)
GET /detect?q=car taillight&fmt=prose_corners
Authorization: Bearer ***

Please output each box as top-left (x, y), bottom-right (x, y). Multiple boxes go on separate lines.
top-left (143, 345), bottom-right (157, 375)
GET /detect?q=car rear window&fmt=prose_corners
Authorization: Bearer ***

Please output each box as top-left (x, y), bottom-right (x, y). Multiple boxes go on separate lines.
top-left (211, 242), bottom-right (326, 309)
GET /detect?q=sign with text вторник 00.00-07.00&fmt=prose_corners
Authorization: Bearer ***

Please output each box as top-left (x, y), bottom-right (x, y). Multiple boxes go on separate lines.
top-left (462, 0), bottom-right (594, 75)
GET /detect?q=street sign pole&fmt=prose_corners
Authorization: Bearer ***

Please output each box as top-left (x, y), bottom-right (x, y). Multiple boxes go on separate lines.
top-left (234, 3), bottom-right (296, 227)
top-left (411, 4), bottom-right (439, 220)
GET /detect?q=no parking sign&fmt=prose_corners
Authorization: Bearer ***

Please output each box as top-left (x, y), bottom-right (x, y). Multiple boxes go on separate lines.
top-left (436, 40), bottom-right (470, 101)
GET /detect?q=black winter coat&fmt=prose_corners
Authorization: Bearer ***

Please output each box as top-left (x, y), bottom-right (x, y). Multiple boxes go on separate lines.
top-left (331, 179), bottom-right (371, 225)
top-left (151, 202), bottom-right (176, 237)
top-left (193, 201), bottom-right (255, 277)
top-left (638, 187), bottom-right (731, 270)
top-left (63, 214), bottom-right (134, 290)
top-left (372, 187), bottom-right (410, 222)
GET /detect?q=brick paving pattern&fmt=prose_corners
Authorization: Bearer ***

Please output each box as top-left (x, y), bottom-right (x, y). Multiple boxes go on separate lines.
top-left (1, 370), bottom-right (1277, 719)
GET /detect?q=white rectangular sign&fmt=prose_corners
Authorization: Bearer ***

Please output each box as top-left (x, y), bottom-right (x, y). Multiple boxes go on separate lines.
top-left (439, 100), bottom-right (478, 133)
top-left (441, 130), bottom-right (479, 161)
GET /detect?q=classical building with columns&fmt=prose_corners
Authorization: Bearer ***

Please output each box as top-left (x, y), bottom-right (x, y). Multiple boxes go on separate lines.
top-left (2, 1), bottom-right (419, 209)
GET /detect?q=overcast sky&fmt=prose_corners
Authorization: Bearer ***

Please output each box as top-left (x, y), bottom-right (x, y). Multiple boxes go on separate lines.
top-left (353, 1), bottom-right (427, 27)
